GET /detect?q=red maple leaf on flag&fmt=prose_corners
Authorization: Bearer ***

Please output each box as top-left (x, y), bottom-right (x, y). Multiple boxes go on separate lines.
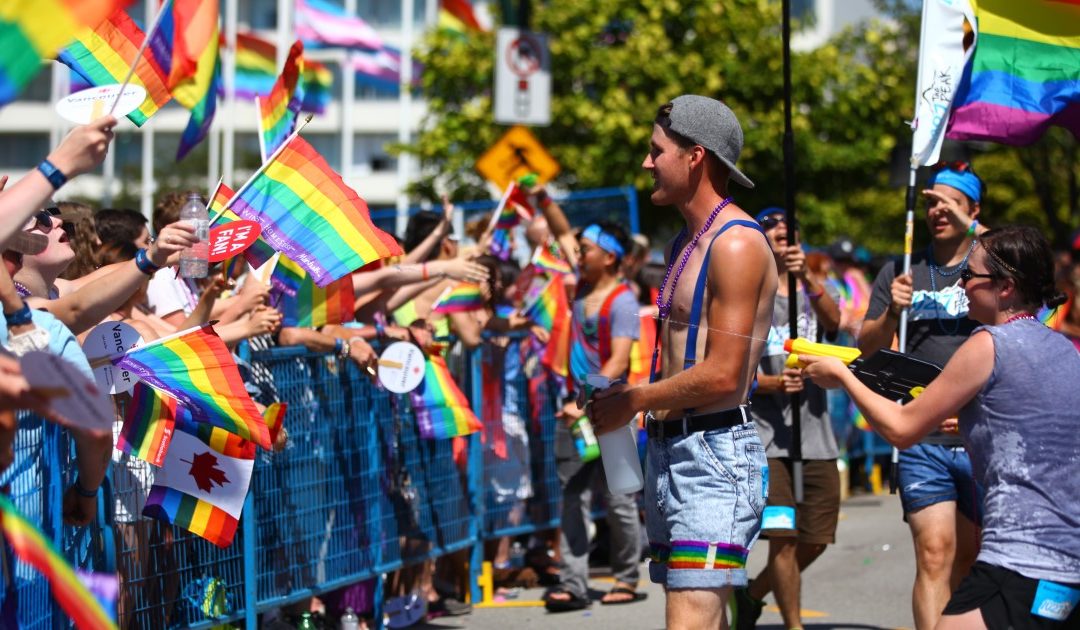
top-left (182, 451), bottom-right (230, 492)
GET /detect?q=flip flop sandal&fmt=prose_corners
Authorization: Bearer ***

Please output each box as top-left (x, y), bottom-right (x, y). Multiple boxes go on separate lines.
top-left (543, 588), bottom-right (591, 613)
top-left (600, 586), bottom-right (648, 606)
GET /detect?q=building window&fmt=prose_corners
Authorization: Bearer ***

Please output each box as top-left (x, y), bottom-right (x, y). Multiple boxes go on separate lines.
top-left (0, 134), bottom-right (50, 170)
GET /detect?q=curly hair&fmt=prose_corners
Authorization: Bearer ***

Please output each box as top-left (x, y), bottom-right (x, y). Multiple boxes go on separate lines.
top-left (57, 202), bottom-right (99, 281)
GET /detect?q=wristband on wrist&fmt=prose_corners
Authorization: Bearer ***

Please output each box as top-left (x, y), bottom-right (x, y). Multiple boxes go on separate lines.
top-left (421, 263), bottom-right (429, 281)
top-left (36, 160), bottom-right (68, 190)
top-left (966, 219), bottom-right (979, 237)
top-left (134, 248), bottom-right (161, 275)
top-left (74, 477), bottom-right (98, 498)
top-left (803, 284), bottom-right (824, 300)
top-left (4, 301), bottom-right (32, 326)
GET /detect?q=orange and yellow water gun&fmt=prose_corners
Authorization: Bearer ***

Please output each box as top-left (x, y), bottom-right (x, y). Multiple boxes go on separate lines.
top-left (783, 338), bottom-right (940, 402)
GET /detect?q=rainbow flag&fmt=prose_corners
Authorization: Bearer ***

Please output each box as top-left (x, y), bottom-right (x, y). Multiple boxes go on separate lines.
top-left (0, 0), bottom-right (130, 107)
top-left (58, 8), bottom-right (173, 126)
top-left (432, 282), bottom-right (485, 314)
top-left (296, 0), bottom-right (382, 50)
top-left (532, 241), bottom-right (572, 275)
top-left (540, 274), bottom-right (571, 378)
top-left (947, 0), bottom-right (1080, 145)
top-left (275, 255), bottom-right (354, 328)
top-left (269, 252), bottom-right (305, 297)
top-left (438, 0), bottom-right (484, 35)
top-left (209, 182), bottom-right (277, 270)
top-left (112, 324), bottom-right (271, 449)
top-left (234, 31), bottom-right (332, 114)
top-left (521, 277), bottom-right (564, 330)
top-left (410, 354), bottom-right (481, 439)
top-left (166, 0), bottom-right (219, 107)
top-left (226, 135), bottom-right (402, 287)
top-left (1039, 302), bottom-right (1066, 329)
top-left (0, 496), bottom-right (118, 630)
top-left (176, 50), bottom-right (219, 159)
top-left (117, 381), bottom-right (178, 466)
top-left (143, 421), bottom-right (255, 548)
top-left (258, 40), bottom-right (304, 161)
top-left (263, 402), bottom-right (287, 444)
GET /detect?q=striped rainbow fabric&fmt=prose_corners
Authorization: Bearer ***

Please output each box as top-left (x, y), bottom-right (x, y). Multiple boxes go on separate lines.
top-left (259, 40), bottom-right (304, 160)
top-left (58, 8), bottom-right (172, 126)
top-left (275, 255), bottom-right (355, 328)
top-left (227, 135), bottom-right (402, 287)
top-left (540, 274), bottom-right (572, 379)
top-left (262, 402), bottom-right (287, 444)
top-left (167, 0), bottom-right (218, 107)
top-left (0, 496), bottom-right (118, 630)
top-left (269, 252), bottom-right (305, 297)
top-left (209, 182), bottom-right (277, 270)
top-left (112, 324), bottom-right (271, 449)
top-left (410, 354), bottom-right (482, 439)
top-left (0, 0), bottom-right (130, 107)
top-left (521, 277), bottom-right (564, 330)
top-left (532, 242), bottom-right (572, 275)
top-left (948, 0), bottom-right (1080, 145)
top-left (296, 0), bottom-right (382, 50)
top-left (432, 282), bottom-right (485, 314)
top-left (235, 31), bottom-right (332, 114)
top-left (117, 381), bottom-right (178, 466)
top-left (438, 0), bottom-right (484, 35)
top-left (176, 49), bottom-right (219, 159)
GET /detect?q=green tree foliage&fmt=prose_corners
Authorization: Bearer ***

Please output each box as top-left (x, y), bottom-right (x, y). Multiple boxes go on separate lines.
top-left (407, 0), bottom-right (1078, 253)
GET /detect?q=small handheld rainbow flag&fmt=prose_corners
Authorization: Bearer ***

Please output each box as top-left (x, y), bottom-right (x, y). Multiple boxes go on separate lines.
top-left (0, 496), bottom-right (118, 630)
top-left (258, 40), bottom-right (305, 161)
top-left (234, 31), bottom-right (332, 114)
top-left (521, 277), bottom-right (563, 331)
top-left (540, 274), bottom-right (571, 379)
top-left (410, 355), bottom-right (481, 439)
top-left (112, 324), bottom-right (271, 448)
top-left (262, 402), bottom-right (287, 443)
top-left (275, 256), bottom-right (355, 328)
top-left (116, 381), bottom-right (179, 467)
top-left (431, 282), bottom-right (485, 314)
top-left (532, 241), bottom-right (572, 276)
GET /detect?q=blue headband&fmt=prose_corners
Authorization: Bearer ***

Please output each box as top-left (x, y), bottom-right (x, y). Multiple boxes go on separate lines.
top-left (581, 224), bottom-right (625, 257)
top-left (928, 169), bottom-right (982, 203)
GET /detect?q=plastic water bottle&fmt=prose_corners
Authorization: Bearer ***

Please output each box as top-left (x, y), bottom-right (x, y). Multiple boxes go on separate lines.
top-left (509, 541), bottom-right (525, 569)
top-left (340, 607), bottom-right (360, 630)
top-left (297, 612), bottom-right (316, 630)
top-left (570, 416), bottom-right (601, 462)
top-left (586, 374), bottom-right (644, 495)
top-left (178, 192), bottom-right (209, 278)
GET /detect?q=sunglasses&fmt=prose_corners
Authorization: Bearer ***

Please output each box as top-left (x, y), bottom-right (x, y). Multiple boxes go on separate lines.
top-left (959, 268), bottom-right (995, 283)
top-left (931, 160), bottom-right (976, 175)
top-left (759, 215), bottom-right (797, 230)
top-left (26, 207), bottom-right (61, 233)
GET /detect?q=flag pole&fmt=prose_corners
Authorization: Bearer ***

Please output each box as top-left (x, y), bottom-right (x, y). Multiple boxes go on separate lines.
top-left (209, 114), bottom-right (314, 226)
top-left (110, 0), bottom-right (173, 115)
top-left (781, 0), bottom-right (804, 503)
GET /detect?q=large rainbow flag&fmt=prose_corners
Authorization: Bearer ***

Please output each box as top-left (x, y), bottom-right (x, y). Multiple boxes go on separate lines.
top-left (235, 31), bottom-right (332, 114)
top-left (0, 496), bottom-right (118, 630)
top-left (143, 420), bottom-right (255, 548)
top-left (258, 40), bottom-right (304, 161)
top-left (166, 0), bottom-right (219, 108)
top-left (947, 0), bottom-right (1080, 145)
top-left (0, 0), bottom-right (130, 107)
top-left (275, 255), bottom-right (355, 328)
top-left (112, 324), bottom-right (271, 449)
top-left (226, 135), bottom-right (402, 287)
top-left (410, 354), bottom-right (482, 439)
top-left (58, 8), bottom-right (173, 126)
top-left (431, 282), bottom-right (485, 314)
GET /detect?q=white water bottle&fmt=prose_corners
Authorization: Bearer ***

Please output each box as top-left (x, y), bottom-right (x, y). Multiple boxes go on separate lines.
top-left (178, 193), bottom-right (209, 278)
top-left (586, 374), bottom-right (645, 495)
top-left (340, 607), bottom-right (360, 630)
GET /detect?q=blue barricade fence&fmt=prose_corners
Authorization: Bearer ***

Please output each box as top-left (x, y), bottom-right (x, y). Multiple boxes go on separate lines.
top-left (0, 338), bottom-right (567, 628)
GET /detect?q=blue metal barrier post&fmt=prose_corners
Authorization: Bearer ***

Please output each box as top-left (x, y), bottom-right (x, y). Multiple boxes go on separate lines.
top-left (467, 347), bottom-right (485, 605)
top-left (243, 492), bottom-right (258, 629)
top-left (623, 185), bottom-right (640, 234)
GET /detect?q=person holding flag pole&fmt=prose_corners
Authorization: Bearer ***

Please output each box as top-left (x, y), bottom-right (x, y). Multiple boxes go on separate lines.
top-left (857, 2), bottom-right (987, 628)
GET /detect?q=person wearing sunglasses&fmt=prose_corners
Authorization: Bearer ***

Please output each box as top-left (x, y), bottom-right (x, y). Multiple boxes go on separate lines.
top-left (858, 161), bottom-right (989, 629)
top-left (735, 208), bottom-right (842, 630)
top-left (800, 226), bottom-right (1079, 629)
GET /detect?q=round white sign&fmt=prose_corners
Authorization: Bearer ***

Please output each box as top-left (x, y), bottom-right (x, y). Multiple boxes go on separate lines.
top-left (377, 342), bottom-right (426, 394)
top-left (82, 321), bottom-right (143, 395)
top-left (55, 84), bottom-right (147, 124)
top-left (20, 351), bottom-right (114, 437)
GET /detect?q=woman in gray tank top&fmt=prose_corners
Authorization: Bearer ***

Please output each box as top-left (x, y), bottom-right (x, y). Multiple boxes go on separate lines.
top-left (800, 225), bottom-right (1079, 629)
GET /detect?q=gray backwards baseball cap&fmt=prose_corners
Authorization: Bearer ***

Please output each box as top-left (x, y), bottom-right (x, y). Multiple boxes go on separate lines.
top-left (665, 94), bottom-right (754, 189)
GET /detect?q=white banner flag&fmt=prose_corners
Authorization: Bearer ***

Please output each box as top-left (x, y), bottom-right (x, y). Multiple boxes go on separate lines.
top-left (910, 0), bottom-right (977, 166)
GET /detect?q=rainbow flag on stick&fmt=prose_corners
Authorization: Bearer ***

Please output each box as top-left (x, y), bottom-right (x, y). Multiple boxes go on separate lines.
top-left (58, 8), bottom-right (173, 126)
top-left (117, 381), bottom-right (178, 466)
top-left (532, 241), bottom-right (572, 276)
top-left (257, 40), bottom-right (304, 162)
top-left (432, 282), bottom-right (485, 314)
top-left (275, 256), bottom-right (355, 327)
top-left (521, 277), bottom-right (562, 331)
top-left (0, 0), bottom-right (131, 107)
top-left (223, 135), bottom-right (402, 288)
top-left (0, 496), bottom-right (118, 630)
top-left (235, 31), bottom-right (332, 114)
top-left (540, 274), bottom-right (572, 379)
top-left (410, 355), bottom-right (482, 439)
top-left (143, 421), bottom-right (255, 548)
top-left (112, 324), bottom-right (271, 449)
top-left (263, 402), bottom-right (287, 444)
top-left (947, 0), bottom-right (1080, 145)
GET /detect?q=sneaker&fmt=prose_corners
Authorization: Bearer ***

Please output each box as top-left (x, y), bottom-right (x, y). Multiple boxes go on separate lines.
top-left (732, 587), bottom-right (764, 630)
top-left (428, 596), bottom-right (472, 617)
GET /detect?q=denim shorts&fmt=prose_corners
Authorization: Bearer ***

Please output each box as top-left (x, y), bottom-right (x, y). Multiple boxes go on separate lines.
top-left (898, 443), bottom-right (984, 525)
top-left (645, 422), bottom-right (768, 589)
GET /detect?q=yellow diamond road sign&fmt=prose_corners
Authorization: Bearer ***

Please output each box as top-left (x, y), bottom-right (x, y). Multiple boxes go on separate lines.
top-left (475, 126), bottom-right (560, 190)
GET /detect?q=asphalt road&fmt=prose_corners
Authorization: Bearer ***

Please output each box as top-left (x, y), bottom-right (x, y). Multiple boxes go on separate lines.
top-left (425, 492), bottom-right (917, 629)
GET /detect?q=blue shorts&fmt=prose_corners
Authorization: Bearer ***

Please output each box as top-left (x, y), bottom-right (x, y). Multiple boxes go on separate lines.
top-left (645, 422), bottom-right (768, 589)
top-left (898, 443), bottom-right (983, 525)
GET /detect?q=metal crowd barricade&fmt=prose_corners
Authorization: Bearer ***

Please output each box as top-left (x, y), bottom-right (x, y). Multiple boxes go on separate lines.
top-left (0, 336), bottom-right (572, 628)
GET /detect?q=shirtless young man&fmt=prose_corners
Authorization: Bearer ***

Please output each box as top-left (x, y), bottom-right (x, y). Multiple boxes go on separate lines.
top-left (591, 95), bottom-right (777, 629)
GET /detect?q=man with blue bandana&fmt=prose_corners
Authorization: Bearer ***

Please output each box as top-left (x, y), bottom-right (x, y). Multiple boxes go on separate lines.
top-left (858, 162), bottom-right (989, 629)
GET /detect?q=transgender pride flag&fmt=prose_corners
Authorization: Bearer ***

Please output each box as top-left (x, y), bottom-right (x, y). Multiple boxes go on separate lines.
top-left (296, 0), bottom-right (382, 50)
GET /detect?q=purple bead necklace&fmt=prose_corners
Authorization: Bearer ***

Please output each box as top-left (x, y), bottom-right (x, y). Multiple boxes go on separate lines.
top-left (655, 197), bottom-right (734, 321)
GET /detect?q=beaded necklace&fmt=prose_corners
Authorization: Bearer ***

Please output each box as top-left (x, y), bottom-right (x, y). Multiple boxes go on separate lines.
top-left (1003, 312), bottom-right (1036, 325)
top-left (927, 240), bottom-right (976, 335)
top-left (655, 197), bottom-right (733, 322)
